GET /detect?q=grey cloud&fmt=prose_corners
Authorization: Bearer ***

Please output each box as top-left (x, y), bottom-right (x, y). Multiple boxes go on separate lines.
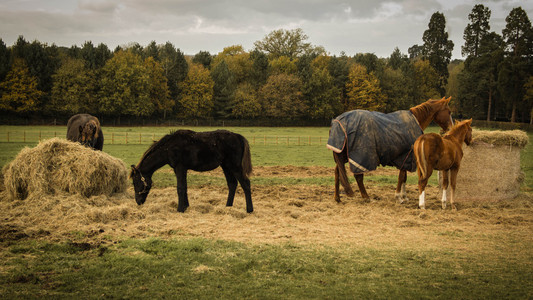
top-left (78, 0), bottom-right (119, 13)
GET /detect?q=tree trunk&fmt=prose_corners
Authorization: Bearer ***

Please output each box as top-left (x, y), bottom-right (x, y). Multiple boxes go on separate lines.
top-left (486, 87), bottom-right (492, 122)
top-left (511, 101), bottom-right (517, 123)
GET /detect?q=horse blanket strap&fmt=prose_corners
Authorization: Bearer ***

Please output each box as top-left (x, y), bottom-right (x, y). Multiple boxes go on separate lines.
top-left (327, 110), bottom-right (423, 174)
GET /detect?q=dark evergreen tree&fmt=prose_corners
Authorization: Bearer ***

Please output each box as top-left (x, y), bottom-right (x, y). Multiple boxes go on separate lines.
top-left (388, 47), bottom-right (409, 70)
top-left (499, 6), bottom-right (533, 122)
top-left (158, 42), bottom-right (188, 107)
top-left (0, 39), bottom-right (10, 82)
top-left (422, 12), bottom-right (454, 96)
top-left (249, 49), bottom-right (269, 88)
top-left (462, 4), bottom-right (491, 57)
top-left (192, 51), bottom-right (212, 69)
top-left (211, 60), bottom-right (236, 118)
top-left (408, 44), bottom-right (423, 59)
top-left (144, 41), bottom-right (159, 61)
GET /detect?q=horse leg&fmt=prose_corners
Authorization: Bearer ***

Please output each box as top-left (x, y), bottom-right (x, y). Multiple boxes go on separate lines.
top-left (417, 169), bottom-right (428, 210)
top-left (234, 171), bottom-right (253, 213)
top-left (449, 168), bottom-right (459, 211)
top-left (222, 166), bottom-right (238, 207)
top-left (333, 152), bottom-right (354, 200)
top-left (395, 170), bottom-right (408, 203)
top-left (441, 170), bottom-right (449, 210)
top-left (355, 174), bottom-right (370, 201)
top-left (174, 168), bottom-right (189, 213)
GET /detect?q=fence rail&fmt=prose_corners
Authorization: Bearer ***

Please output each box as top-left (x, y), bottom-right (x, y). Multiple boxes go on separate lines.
top-left (0, 131), bottom-right (329, 146)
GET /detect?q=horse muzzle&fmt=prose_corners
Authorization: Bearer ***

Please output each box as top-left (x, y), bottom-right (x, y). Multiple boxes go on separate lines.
top-left (135, 194), bottom-right (147, 205)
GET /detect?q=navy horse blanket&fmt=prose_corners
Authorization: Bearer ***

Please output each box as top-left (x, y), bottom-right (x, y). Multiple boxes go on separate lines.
top-left (327, 110), bottom-right (423, 174)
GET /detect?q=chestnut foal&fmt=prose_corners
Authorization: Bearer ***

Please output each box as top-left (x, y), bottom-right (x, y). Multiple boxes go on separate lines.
top-left (414, 119), bottom-right (473, 210)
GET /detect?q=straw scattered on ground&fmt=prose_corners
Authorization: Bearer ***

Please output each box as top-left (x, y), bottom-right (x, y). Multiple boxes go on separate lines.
top-left (0, 165), bottom-right (531, 250)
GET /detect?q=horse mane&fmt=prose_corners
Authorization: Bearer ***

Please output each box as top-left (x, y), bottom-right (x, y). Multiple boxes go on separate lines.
top-left (409, 98), bottom-right (446, 130)
top-left (444, 119), bottom-right (471, 137)
top-left (135, 133), bottom-right (173, 168)
top-left (135, 130), bottom-right (195, 168)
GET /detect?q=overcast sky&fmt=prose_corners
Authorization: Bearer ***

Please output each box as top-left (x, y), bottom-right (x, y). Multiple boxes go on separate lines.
top-left (1, 0), bottom-right (532, 59)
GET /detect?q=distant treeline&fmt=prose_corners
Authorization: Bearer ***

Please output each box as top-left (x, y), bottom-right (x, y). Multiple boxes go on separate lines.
top-left (0, 5), bottom-right (532, 124)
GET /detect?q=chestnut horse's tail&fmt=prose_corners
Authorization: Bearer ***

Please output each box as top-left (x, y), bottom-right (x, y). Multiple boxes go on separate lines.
top-left (414, 138), bottom-right (428, 179)
top-left (334, 151), bottom-right (355, 196)
top-left (241, 136), bottom-right (253, 179)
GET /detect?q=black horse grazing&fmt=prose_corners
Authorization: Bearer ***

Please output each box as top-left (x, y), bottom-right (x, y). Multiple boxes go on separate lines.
top-left (130, 129), bottom-right (253, 213)
top-left (66, 114), bottom-right (104, 150)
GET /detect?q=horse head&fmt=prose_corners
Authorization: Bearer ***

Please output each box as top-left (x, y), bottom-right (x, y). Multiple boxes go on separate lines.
top-left (433, 97), bottom-right (453, 132)
top-left (79, 120), bottom-right (99, 147)
top-left (463, 119), bottom-right (473, 145)
top-left (130, 165), bottom-right (152, 205)
top-left (410, 97), bottom-right (454, 131)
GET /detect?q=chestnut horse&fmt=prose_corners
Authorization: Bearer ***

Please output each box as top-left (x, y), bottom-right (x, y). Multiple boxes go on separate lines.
top-left (330, 97), bottom-right (453, 203)
top-left (414, 119), bottom-right (473, 210)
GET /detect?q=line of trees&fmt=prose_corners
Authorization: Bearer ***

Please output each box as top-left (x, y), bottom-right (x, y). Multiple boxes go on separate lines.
top-left (0, 5), bottom-right (532, 124)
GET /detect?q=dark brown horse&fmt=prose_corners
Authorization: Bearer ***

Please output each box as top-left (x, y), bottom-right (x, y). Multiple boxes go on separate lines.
top-left (328, 97), bottom-right (454, 203)
top-left (414, 119), bottom-right (473, 210)
top-left (130, 129), bottom-right (253, 213)
top-left (66, 114), bottom-right (104, 150)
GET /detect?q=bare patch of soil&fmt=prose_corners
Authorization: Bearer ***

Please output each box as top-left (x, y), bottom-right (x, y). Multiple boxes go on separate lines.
top-left (189, 165), bottom-right (400, 178)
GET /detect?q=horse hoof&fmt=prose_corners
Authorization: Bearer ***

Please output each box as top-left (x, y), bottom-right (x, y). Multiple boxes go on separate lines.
top-left (396, 195), bottom-right (407, 204)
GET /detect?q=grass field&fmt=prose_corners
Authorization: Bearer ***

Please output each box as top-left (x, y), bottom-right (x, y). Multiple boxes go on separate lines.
top-left (0, 125), bottom-right (532, 299)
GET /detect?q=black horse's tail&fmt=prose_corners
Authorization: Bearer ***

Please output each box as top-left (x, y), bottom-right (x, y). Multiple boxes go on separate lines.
top-left (241, 136), bottom-right (253, 178)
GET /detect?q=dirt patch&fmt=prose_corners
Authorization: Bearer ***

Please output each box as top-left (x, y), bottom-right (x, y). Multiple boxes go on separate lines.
top-left (188, 165), bottom-right (400, 178)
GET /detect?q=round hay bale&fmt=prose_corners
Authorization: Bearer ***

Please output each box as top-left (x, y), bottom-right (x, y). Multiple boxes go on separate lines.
top-left (455, 129), bottom-right (529, 201)
top-left (2, 138), bottom-right (128, 200)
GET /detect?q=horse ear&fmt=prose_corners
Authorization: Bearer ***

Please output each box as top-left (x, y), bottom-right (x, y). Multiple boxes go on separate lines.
top-left (129, 165), bottom-right (136, 179)
top-left (466, 118), bottom-right (472, 125)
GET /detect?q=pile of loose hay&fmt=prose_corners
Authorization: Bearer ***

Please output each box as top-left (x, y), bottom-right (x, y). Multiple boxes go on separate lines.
top-left (2, 138), bottom-right (128, 200)
top-left (455, 129), bottom-right (529, 201)
top-left (470, 129), bottom-right (529, 148)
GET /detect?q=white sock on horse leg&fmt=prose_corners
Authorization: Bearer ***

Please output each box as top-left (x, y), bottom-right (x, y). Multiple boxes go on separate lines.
top-left (419, 191), bottom-right (425, 209)
top-left (441, 189), bottom-right (447, 209)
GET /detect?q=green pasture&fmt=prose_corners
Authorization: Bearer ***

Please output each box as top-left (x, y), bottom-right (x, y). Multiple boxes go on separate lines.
top-left (2, 237), bottom-right (531, 299)
top-left (0, 125), bottom-right (531, 190)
